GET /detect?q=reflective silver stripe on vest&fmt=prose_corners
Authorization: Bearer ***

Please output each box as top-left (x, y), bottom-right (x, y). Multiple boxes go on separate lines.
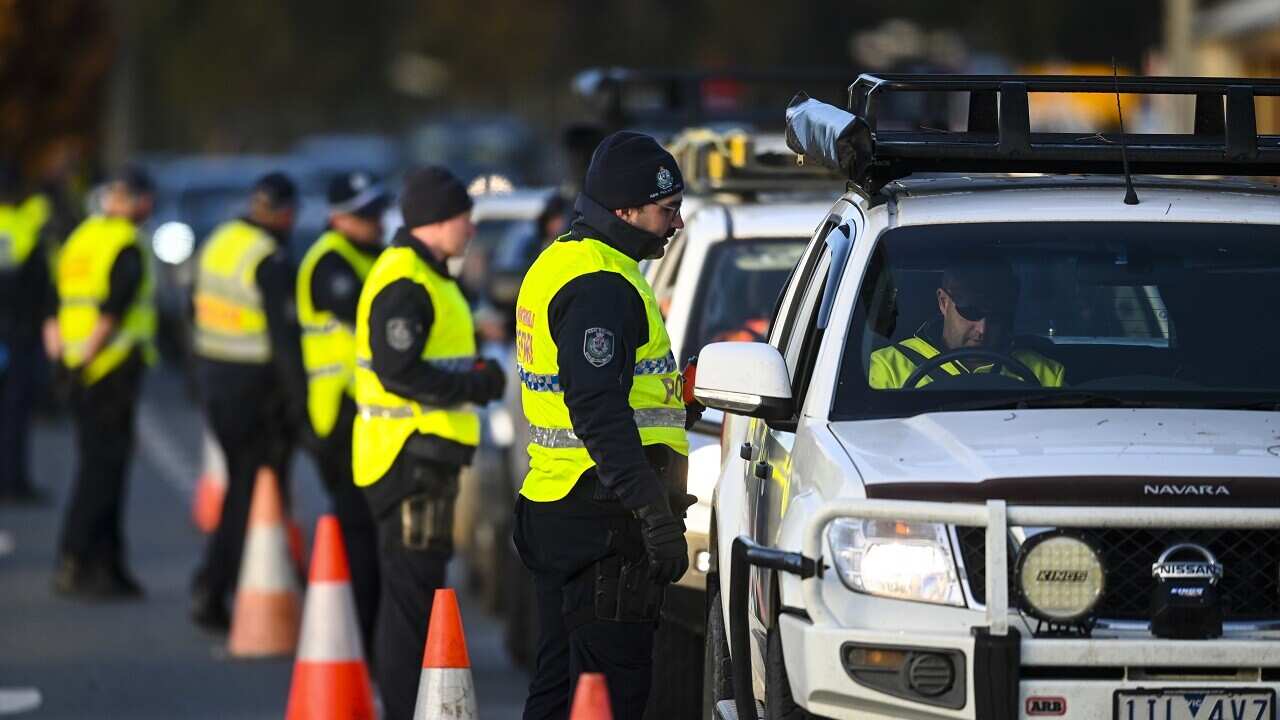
top-left (306, 363), bottom-right (345, 378)
top-left (357, 404), bottom-right (417, 419)
top-left (301, 318), bottom-right (342, 335)
top-left (527, 407), bottom-right (686, 449)
top-left (521, 352), bottom-right (678, 393)
top-left (194, 330), bottom-right (271, 363)
top-left (356, 356), bottom-right (476, 372)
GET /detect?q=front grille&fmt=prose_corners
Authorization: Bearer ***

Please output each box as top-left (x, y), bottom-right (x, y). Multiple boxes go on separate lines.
top-left (955, 527), bottom-right (1280, 622)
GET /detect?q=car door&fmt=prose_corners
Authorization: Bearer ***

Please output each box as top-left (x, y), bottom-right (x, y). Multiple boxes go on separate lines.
top-left (743, 204), bottom-right (857, 630)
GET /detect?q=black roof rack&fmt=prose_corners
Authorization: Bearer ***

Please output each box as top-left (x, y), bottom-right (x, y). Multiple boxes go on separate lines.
top-left (785, 74), bottom-right (1280, 193)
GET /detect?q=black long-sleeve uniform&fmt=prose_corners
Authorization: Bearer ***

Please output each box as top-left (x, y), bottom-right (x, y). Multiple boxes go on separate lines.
top-left (516, 194), bottom-right (679, 720)
top-left (193, 219), bottom-right (304, 605)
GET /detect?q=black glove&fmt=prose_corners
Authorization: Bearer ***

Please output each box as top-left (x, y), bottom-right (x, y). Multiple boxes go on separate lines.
top-left (469, 358), bottom-right (506, 403)
top-left (635, 498), bottom-right (690, 583)
top-left (671, 492), bottom-right (698, 518)
top-left (684, 401), bottom-right (705, 430)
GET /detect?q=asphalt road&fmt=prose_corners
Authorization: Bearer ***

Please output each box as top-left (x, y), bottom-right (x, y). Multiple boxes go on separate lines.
top-left (0, 367), bottom-right (528, 719)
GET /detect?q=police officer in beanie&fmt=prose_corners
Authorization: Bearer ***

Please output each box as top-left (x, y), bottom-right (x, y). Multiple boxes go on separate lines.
top-left (352, 166), bottom-right (505, 720)
top-left (514, 131), bottom-right (696, 719)
top-left (296, 171), bottom-right (390, 654)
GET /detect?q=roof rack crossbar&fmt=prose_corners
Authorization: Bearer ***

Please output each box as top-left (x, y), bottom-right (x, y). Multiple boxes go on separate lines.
top-left (785, 74), bottom-right (1280, 193)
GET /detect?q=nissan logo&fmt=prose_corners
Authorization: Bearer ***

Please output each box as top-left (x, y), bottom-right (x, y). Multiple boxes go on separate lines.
top-left (1151, 543), bottom-right (1223, 584)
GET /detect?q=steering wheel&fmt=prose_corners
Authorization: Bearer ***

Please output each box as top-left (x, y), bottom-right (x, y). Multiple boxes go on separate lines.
top-left (902, 348), bottom-right (1043, 389)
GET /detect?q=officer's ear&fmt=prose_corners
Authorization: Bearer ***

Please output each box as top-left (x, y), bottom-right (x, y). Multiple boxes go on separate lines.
top-left (614, 206), bottom-right (643, 224)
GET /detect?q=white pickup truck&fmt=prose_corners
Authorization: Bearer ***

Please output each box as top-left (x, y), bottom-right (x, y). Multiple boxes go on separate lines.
top-left (694, 74), bottom-right (1280, 720)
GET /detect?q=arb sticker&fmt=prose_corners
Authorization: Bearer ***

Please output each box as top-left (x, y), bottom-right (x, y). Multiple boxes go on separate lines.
top-left (1026, 696), bottom-right (1067, 716)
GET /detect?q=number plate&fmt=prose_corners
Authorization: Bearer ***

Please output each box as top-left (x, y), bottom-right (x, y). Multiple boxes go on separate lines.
top-left (1114, 689), bottom-right (1274, 720)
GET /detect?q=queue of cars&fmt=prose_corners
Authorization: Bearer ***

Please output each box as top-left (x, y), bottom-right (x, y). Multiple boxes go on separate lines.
top-left (694, 74), bottom-right (1280, 719)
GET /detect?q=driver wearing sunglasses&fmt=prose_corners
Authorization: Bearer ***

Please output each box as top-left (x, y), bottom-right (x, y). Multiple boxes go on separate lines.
top-left (868, 259), bottom-right (1065, 389)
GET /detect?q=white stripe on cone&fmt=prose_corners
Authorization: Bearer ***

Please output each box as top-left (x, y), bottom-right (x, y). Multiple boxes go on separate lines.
top-left (202, 427), bottom-right (227, 486)
top-left (296, 581), bottom-right (364, 662)
top-left (412, 668), bottom-right (476, 720)
top-left (239, 525), bottom-right (298, 593)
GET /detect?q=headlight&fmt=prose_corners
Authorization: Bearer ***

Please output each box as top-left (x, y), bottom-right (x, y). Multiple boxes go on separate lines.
top-left (1014, 531), bottom-right (1104, 624)
top-left (827, 519), bottom-right (963, 606)
top-left (152, 221), bottom-right (196, 265)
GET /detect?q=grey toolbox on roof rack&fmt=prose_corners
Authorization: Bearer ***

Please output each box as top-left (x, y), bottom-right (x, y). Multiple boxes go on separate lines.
top-left (786, 73), bottom-right (1280, 193)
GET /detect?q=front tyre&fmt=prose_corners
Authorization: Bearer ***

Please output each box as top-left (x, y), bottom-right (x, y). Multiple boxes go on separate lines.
top-left (702, 586), bottom-right (732, 719)
top-left (765, 620), bottom-right (815, 720)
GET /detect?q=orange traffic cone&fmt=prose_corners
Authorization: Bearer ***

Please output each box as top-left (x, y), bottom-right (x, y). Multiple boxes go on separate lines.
top-left (412, 588), bottom-right (476, 720)
top-left (228, 467), bottom-right (301, 657)
top-left (285, 515), bottom-right (375, 719)
top-left (192, 428), bottom-right (227, 533)
top-left (569, 673), bottom-right (613, 720)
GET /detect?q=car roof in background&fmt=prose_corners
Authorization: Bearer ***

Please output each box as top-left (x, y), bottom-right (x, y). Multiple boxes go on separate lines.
top-left (685, 200), bottom-right (831, 243)
top-left (472, 187), bottom-right (558, 222)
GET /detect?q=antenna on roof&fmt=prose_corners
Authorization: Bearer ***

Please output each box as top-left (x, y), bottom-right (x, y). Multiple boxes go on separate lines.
top-left (1112, 58), bottom-right (1140, 205)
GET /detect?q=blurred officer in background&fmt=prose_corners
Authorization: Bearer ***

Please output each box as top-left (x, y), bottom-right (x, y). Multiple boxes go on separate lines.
top-left (47, 168), bottom-right (156, 598)
top-left (189, 172), bottom-right (304, 631)
top-left (296, 171), bottom-right (388, 652)
top-left (514, 132), bottom-right (695, 719)
top-left (352, 166), bottom-right (505, 720)
top-left (0, 161), bottom-right (53, 504)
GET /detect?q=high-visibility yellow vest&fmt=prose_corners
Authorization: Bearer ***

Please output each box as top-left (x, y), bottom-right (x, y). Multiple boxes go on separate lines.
top-left (297, 231), bottom-right (377, 438)
top-left (193, 220), bottom-right (276, 364)
top-left (0, 195), bottom-right (50, 270)
top-left (868, 335), bottom-right (1066, 389)
top-left (352, 245), bottom-right (479, 487)
top-left (55, 215), bottom-right (155, 385)
top-left (515, 236), bottom-right (689, 503)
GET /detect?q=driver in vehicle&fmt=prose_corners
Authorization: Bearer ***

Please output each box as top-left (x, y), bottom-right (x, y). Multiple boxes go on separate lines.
top-left (868, 259), bottom-right (1065, 389)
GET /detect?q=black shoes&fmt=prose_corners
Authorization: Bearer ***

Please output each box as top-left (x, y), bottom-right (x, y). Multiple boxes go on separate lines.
top-left (52, 556), bottom-right (145, 600)
top-left (190, 583), bottom-right (230, 634)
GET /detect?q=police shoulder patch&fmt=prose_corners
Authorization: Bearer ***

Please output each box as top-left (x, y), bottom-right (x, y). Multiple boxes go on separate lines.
top-left (583, 327), bottom-right (615, 368)
top-left (386, 317), bottom-right (413, 351)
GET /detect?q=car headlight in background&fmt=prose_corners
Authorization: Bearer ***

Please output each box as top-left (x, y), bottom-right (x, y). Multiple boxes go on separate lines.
top-left (827, 519), bottom-right (963, 606)
top-left (1014, 531), bottom-right (1104, 624)
top-left (152, 221), bottom-right (196, 265)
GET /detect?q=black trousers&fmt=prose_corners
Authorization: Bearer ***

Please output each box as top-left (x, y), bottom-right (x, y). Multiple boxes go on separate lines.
top-left (58, 354), bottom-right (143, 566)
top-left (366, 458), bottom-right (456, 720)
top-left (0, 336), bottom-right (38, 496)
top-left (312, 396), bottom-right (380, 658)
top-left (193, 362), bottom-right (294, 600)
top-left (515, 481), bottom-right (657, 720)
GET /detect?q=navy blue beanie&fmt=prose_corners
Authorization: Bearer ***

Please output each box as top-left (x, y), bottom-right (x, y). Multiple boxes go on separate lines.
top-left (584, 131), bottom-right (684, 210)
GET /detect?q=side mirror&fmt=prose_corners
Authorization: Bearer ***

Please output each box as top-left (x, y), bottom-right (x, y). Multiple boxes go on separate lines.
top-left (693, 342), bottom-right (794, 421)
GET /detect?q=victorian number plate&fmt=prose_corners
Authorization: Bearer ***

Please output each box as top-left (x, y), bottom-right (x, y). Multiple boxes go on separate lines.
top-left (1115, 689), bottom-right (1274, 720)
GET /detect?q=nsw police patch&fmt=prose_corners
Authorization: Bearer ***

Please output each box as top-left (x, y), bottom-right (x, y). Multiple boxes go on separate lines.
top-left (583, 327), bottom-right (615, 368)
top-left (386, 317), bottom-right (413, 352)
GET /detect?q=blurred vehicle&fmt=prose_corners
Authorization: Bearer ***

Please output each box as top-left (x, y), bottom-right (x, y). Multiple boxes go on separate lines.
top-left (407, 115), bottom-right (548, 188)
top-left (449, 185), bottom-right (559, 617)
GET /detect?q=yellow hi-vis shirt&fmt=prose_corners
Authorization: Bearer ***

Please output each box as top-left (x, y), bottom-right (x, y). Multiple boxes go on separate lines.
top-left (192, 220), bottom-right (277, 364)
top-left (55, 215), bottom-right (155, 385)
top-left (0, 195), bottom-right (50, 270)
top-left (515, 236), bottom-right (689, 503)
top-left (868, 335), bottom-right (1065, 389)
top-left (352, 245), bottom-right (479, 488)
top-left (296, 231), bottom-right (377, 438)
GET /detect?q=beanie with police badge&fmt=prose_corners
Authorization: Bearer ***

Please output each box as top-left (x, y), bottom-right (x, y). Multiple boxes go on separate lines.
top-left (583, 131), bottom-right (684, 210)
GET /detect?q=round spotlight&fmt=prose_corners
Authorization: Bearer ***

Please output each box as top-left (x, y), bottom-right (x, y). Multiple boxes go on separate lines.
top-left (1015, 532), bottom-right (1105, 624)
top-left (152, 221), bottom-right (196, 265)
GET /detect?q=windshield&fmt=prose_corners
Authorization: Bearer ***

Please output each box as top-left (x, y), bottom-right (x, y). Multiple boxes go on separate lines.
top-left (686, 238), bottom-right (806, 354)
top-left (833, 221), bottom-right (1280, 419)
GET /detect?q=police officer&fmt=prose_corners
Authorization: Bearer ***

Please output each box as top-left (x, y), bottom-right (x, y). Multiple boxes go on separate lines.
top-left (514, 132), bottom-right (696, 719)
top-left (190, 172), bottom-right (304, 630)
top-left (296, 171), bottom-right (388, 652)
top-left (868, 258), bottom-right (1066, 388)
top-left (0, 162), bottom-right (52, 504)
top-left (352, 166), bottom-right (505, 720)
top-left (47, 168), bottom-right (156, 598)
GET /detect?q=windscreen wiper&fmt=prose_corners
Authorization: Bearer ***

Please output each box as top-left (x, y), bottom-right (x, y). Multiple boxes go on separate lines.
top-left (936, 392), bottom-right (1159, 412)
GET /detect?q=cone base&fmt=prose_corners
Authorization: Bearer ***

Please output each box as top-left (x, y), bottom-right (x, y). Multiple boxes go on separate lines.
top-left (286, 660), bottom-right (375, 720)
top-left (228, 590), bottom-right (301, 657)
